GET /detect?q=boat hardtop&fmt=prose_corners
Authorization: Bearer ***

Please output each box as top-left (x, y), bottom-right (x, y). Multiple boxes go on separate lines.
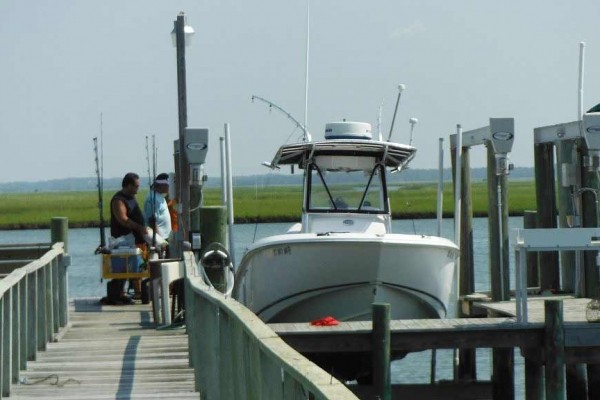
top-left (270, 121), bottom-right (416, 171)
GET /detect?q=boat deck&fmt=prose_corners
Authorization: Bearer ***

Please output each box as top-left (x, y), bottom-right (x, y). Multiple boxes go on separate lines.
top-left (9, 298), bottom-right (199, 400)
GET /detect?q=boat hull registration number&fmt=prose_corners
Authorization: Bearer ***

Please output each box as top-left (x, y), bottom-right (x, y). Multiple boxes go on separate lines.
top-left (272, 246), bottom-right (291, 257)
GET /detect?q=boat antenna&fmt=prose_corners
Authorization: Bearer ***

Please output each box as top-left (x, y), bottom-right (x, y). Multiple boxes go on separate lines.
top-left (93, 114), bottom-right (106, 254)
top-left (387, 84), bottom-right (406, 141)
top-left (303, 0), bottom-right (310, 142)
top-left (377, 99), bottom-right (384, 141)
top-left (251, 95), bottom-right (311, 141)
top-left (409, 117), bottom-right (418, 146)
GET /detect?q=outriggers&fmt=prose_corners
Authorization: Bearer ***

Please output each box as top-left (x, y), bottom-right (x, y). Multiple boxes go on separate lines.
top-left (233, 120), bottom-right (459, 380)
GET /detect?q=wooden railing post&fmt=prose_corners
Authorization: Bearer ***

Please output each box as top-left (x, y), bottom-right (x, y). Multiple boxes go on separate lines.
top-left (51, 217), bottom-right (69, 328)
top-left (2, 290), bottom-right (12, 397)
top-left (19, 278), bottom-right (27, 370)
top-left (11, 285), bottom-right (19, 385)
top-left (50, 217), bottom-right (68, 253)
top-left (26, 272), bottom-right (37, 361)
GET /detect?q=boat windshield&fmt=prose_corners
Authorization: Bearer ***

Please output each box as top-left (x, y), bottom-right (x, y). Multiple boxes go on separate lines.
top-left (307, 164), bottom-right (387, 213)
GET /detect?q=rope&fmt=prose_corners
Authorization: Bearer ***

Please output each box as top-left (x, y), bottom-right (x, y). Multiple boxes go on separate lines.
top-left (21, 374), bottom-right (81, 387)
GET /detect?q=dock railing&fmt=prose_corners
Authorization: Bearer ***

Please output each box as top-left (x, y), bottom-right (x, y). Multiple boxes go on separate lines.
top-left (0, 241), bottom-right (69, 398)
top-left (183, 252), bottom-right (358, 400)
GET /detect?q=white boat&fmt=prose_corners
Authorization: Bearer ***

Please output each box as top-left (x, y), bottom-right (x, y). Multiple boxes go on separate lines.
top-left (233, 121), bottom-right (458, 327)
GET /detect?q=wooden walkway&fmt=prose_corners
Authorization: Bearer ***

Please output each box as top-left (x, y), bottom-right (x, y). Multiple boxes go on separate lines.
top-left (9, 298), bottom-right (199, 400)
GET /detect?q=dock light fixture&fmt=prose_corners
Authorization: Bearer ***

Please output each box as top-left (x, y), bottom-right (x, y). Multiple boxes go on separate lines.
top-left (171, 13), bottom-right (195, 47)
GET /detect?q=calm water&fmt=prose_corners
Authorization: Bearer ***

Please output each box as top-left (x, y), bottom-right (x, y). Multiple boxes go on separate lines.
top-left (0, 217), bottom-right (526, 397)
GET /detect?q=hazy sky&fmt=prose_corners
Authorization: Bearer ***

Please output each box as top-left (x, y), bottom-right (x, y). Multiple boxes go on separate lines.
top-left (2, 1), bottom-right (600, 183)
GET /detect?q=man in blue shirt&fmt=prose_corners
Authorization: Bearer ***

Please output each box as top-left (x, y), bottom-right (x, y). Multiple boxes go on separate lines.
top-left (144, 173), bottom-right (172, 246)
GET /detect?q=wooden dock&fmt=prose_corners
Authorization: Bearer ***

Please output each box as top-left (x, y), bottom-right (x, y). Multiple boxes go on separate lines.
top-left (9, 298), bottom-right (198, 400)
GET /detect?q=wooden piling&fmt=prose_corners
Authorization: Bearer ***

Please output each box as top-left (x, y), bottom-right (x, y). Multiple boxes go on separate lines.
top-left (373, 303), bottom-right (391, 400)
top-left (492, 347), bottom-right (514, 400)
top-left (451, 145), bottom-right (477, 380)
top-left (50, 217), bottom-right (68, 253)
top-left (487, 144), bottom-right (509, 301)
top-left (523, 211), bottom-right (539, 287)
top-left (587, 364), bottom-right (600, 399)
top-left (566, 364), bottom-right (587, 400)
top-left (199, 206), bottom-right (228, 289)
top-left (544, 300), bottom-right (565, 400)
top-left (534, 142), bottom-right (560, 292)
top-left (524, 355), bottom-right (543, 400)
top-left (557, 140), bottom-right (577, 293)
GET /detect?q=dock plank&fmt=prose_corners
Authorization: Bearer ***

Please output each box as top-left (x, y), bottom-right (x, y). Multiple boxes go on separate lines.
top-left (10, 298), bottom-right (199, 400)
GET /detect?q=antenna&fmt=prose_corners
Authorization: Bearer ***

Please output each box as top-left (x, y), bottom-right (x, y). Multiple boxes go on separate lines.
top-left (100, 113), bottom-right (104, 192)
top-left (303, 0), bottom-right (310, 142)
top-left (579, 41), bottom-right (585, 120)
top-left (387, 84), bottom-right (406, 141)
top-left (409, 118), bottom-right (418, 146)
top-left (377, 99), bottom-right (384, 141)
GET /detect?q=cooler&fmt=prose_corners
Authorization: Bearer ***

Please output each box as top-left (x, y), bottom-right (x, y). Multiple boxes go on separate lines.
top-left (102, 247), bottom-right (150, 279)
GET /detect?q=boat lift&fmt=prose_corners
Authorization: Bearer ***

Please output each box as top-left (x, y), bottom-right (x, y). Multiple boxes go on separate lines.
top-left (515, 109), bottom-right (600, 323)
top-left (449, 118), bottom-right (515, 303)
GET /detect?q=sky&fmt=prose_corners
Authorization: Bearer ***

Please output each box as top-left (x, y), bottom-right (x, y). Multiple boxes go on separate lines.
top-left (1, 1), bottom-right (600, 183)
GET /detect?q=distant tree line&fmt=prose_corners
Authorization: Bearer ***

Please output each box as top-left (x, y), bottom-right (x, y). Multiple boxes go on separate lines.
top-left (0, 167), bottom-right (534, 193)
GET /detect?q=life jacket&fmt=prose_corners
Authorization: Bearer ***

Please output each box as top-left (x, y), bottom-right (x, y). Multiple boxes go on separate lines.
top-left (167, 198), bottom-right (179, 232)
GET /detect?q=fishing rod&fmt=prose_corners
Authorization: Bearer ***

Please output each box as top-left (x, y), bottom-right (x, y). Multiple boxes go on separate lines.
top-left (145, 136), bottom-right (152, 188)
top-left (251, 95), bottom-right (312, 142)
top-left (93, 136), bottom-right (106, 254)
top-left (151, 135), bottom-right (157, 250)
top-left (144, 134), bottom-right (160, 252)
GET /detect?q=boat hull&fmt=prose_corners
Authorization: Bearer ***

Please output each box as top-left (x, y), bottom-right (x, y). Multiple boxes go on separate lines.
top-left (233, 233), bottom-right (458, 323)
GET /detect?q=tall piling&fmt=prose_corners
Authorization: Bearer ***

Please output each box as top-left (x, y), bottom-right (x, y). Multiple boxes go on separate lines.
top-left (534, 142), bottom-right (560, 292)
top-left (451, 145), bottom-right (476, 380)
top-left (557, 140), bottom-right (578, 293)
top-left (199, 206), bottom-right (228, 290)
top-left (487, 144), bottom-right (509, 301)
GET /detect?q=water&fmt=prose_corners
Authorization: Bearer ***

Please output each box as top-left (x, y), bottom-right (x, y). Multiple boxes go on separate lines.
top-left (0, 217), bottom-right (526, 397)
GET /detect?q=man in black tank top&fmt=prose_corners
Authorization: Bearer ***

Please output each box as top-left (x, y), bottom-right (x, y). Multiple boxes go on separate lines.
top-left (110, 173), bottom-right (146, 243)
top-left (102, 173), bottom-right (147, 305)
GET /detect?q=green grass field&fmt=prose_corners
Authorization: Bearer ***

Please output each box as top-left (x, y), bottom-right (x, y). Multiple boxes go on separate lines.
top-left (0, 180), bottom-right (538, 229)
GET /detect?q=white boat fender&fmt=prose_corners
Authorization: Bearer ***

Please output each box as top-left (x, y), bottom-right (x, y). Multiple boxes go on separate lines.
top-left (200, 243), bottom-right (232, 270)
top-left (200, 242), bottom-right (235, 297)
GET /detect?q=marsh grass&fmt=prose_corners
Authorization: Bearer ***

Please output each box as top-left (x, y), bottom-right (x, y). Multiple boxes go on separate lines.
top-left (0, 181), bottom-right (536, 228)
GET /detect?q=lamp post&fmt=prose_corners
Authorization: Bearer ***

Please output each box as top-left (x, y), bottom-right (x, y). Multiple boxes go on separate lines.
top-left (172, 12), bottom-right (194, 256)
